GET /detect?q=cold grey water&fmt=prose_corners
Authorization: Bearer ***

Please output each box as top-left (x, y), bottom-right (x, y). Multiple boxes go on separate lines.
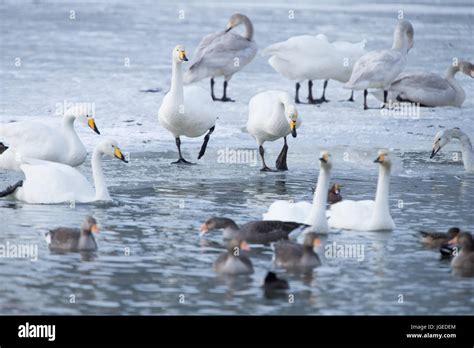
top-left (0, 0), bottom-right (473, 315)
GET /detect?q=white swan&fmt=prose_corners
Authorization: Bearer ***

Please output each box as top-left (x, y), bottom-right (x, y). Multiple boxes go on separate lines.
top-left (158, 45), bottom-right (217, 164)
top-left (183, 13), bottom-right (257, 102)
top-left (262, 151), bottom-right (332, 233)
top-left (262, 34), bottom-right (366, 104)
top-left (430, 128), bottom-right (473, 172)
top-left (345, 20), bottom-right (414, 109)
top-left (0, 105), bottom-right (100, 171)
top-left (0, 139), bottom-right (128, 204)
top-left (247, 90), bottom-right (302, 171)
top-left (328, 150), bottom-right (395, 231)
top-left (374, 60), bottom-right (474, 107)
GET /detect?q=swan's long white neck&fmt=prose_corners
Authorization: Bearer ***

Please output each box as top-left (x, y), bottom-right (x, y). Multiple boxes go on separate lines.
top-left (91, 148), bottom-right (111, 201)
top-left (305, 163), bottom-right (330, 232)
top-left (170, 60), bottom-right (184, 108)
top-left (62, 114), bottom-right (82, 148)
top-left (452, 130), bottom-right (473, 171)
top-left (276, 94), bottom-right (292, 125)
top-left (443, 65), bottom-right (465, 105)
top-left (372, 163), bottom-right (391, 222)
top-left (241, 17), bottom-right (254, 41)
top-left (391, 29), bottom-right (409, 53)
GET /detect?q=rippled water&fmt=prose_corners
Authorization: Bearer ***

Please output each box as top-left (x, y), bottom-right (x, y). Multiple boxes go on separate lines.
top-left (1, 0), bottom-right (473, 315)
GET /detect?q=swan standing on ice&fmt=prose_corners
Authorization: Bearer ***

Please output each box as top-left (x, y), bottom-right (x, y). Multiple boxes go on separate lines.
top-left (0, 139), bottom-right (128, 204)
top-left (263, 151), bottom-right (332, 234)
top-left (159, 45), bottom-right (217, 164)
top-left (345, 20), bottom-right (414, 109)
top-left (184, 13), bottom-right (257, 102)
top-left (262, 34), bottom-right (366, 104)
top-left (430, 128), bottom-right (473, 172)
top-left (0, 105), bottom-right (100, 171)
top-left (375, 60), bottom-right (474, 107)
top-left (328, 150), bottom-right (395, 231)
top-left (247, 90), bottom-right (301, 171)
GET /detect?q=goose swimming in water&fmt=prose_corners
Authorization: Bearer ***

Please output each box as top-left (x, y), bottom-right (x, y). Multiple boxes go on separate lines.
top-left (0, 139), bottom-right (128, 204)
top-left (272, 232), bottom-right (321, 270)
top-left (328, 183), bottom-right (343, 204)
top-left (199, 217), bottom-right (303, 244)
top-left (418, 227), bottom-right (460, 248)
top-left (262, 34), bottom-right (366, 104)
top-left (374, 60), bottom-right (474, 107)
top-left (184, 13), bottom-right (257, 102)
top-left (247, 90), bottom-right (301, 171)
top-left (213, 239), bottom-right (254, 275)
top-left (430, 128), bottom-right (473, 172)
top-left (0, 105), bottom-right (100, 171)
top-left (449, 232), bottom-right (474, 277)
top-left (345, 20), bottom-right (414, 109)
top-left (46, 216), bottom-right (99, 252)
top-left (159, 45), bottom-right (217, 164)
top-left (328, 150), bottom-right (396, 231)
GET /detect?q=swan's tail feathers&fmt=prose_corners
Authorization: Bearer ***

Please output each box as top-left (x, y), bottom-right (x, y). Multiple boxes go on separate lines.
top-left (261, 42), bottom-right (286, 57)
top-left (0, 142), bottom-right (8, 155)
top-left (0, 180), bottom-right (23, 197)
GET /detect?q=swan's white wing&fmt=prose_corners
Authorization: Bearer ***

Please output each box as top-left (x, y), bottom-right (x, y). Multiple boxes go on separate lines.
top-left (17, 161), bottom-right (95, 204)
top-left (184, 32), bottom-right (257, 84)
top-left (188, 31), bottom-right (223, 71)
top-left (392, 72), bottom-right (451, 91)
top-left (263, 200), bottom-right (313, 224)
top-left (346, 49), bottom-right (405, 89)
top-left (328, 200), bottom-right (375, 230)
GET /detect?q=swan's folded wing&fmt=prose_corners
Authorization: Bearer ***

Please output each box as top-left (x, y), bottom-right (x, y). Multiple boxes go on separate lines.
top-left (263, 200), bottom-right (312, 224)
top-left (19, 162), bottom-right (95, 203)
top-left (391, 72), bottom-right (451, 91)
top-left (188, 31), bottom-right (224, 71)
top-left (328, 200), bottom-right (375, 230)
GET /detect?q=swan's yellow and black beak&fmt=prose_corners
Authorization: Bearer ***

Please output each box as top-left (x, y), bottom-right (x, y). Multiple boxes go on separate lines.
top-left (290, 120), bottom-right (297, 138)
top-left (87, 117), bottom-right (100, 135)
top-left (91, 224), bottom-right (100, 234)
top-left (319, 153), bottom-right (329, 163)
top-left (179, 50), bottom-right (188, 62)
top-left (430, 144), bottom-right (441, 159)
top-left (114, 147), bottom-right (128, 163)
top-left (374, 154), bottom-right (385, 163)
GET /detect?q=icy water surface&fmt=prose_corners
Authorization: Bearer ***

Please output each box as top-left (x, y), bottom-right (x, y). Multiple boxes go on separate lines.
top-left (0, 0), bottom-right (473, 315)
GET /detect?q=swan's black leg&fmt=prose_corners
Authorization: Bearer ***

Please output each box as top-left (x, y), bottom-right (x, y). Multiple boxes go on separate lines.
top-left (218, 81), bottom-right (235, 102)
top-left (348, 90), bottom-right (354, 102)
top-left (172, 137), bottom-right (194, 165)
top-left (259, 145), bottom-right (273, 172)
top-left (308, 80), bottom-right (327, 104)
top-left (210, 78), bottom-right (216, 101)
top-left (380, 90), bottom-right (388, 109)
top-left (295, 83), bottom-right (301, 104)
top-left (275, 136), bottom-right (289, 171)
top-left (0, 180), bottom-right (23, 197)
top-left (363, 89), bottom-right (369, 110)
top-left (320, 80), bottom-right (329, 102)
top-left (198, 126), bottom-right (215, 160)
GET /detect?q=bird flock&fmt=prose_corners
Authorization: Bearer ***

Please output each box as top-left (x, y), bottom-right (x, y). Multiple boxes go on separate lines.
top-left (0, 13), bottom-right (473, 288)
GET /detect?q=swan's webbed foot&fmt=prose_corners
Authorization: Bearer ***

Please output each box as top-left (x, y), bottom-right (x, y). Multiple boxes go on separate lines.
top-left (214, 96), bottom-right (235, 102)
top-left (275, 137), bottom-right (289, 171)
top-left (347, 91), bottom-right (355, 102)
top-left (212, 80), bottom-right (235, 102)
top-left (172, 158), bottom-right (195, 165)
top-left (307, 97), bottom-right (326, 105)
top-left (260, 166), bottom-right (274, 172)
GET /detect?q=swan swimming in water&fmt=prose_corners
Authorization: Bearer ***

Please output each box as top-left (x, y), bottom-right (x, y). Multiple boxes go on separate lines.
top-left (247, 90), bottom-right (301, 171)
top-left (430, 128), bottom-right (473, 172)
top-left (262, 151), bottom-right (332, 233)
top-left (184, 13), bottom-right (257, 102)
top-left (262, 34), bottom-right (366, 104)
top-left (0, 104), bottom-right (100, 171)
top-left (0, 139), bottom-right (128, 204)
top-left (345, 20), bottom-right (414, 109)
top-left (328, 150), bottom-right (395, 231)
top-left (158, 45), bottom-right (217, 164)
top-left (374, 60), bottom-right (474, 107)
